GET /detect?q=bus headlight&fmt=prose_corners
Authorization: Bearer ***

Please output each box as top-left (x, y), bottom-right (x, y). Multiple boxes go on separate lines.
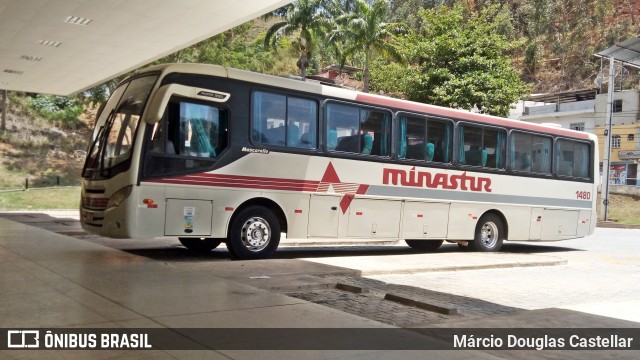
top-left (107, 185), bottom-right (133, 209)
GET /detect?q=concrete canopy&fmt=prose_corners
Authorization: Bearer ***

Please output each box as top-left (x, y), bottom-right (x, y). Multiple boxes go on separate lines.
top-left (0, 0), bottom-right (290, 95)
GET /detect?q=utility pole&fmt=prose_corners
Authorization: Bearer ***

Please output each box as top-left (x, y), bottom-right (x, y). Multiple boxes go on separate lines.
top-left (600, 56), bottom-right (615, 222)
top-left (1, 90), bottom-right (7, 131)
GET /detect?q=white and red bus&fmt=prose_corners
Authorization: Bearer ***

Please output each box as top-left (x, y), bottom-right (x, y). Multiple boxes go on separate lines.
top-left (80, 63), bottom-right (598, 259)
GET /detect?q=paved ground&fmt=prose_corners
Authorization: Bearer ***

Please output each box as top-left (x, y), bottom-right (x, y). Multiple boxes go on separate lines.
top-left (360, 229), bottom-right (640, 323)
top-left (1, 211), bottom-right (639, 359)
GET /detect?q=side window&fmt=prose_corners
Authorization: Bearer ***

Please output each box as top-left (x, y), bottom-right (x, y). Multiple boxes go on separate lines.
top-left (458, 125), bottom-right (506, 169)
top-left (178, 102), bottom-right (226, 157)
top-left (556, 139), bottom-right (591, 179)
top-left (144, 100), bottom-right (228, 177)
top-left (288, 97), bottom-right (317, 149)
top-left (398, 115), bottom-right (452, 163)
top-left (509, 132), bottom-right (552, 174)
top-left (326, 102), bottom-right (390, 156)
top-left (326, 103), bottom-right (359, 152)
top-left (252, 91), bottom-right (317, 149)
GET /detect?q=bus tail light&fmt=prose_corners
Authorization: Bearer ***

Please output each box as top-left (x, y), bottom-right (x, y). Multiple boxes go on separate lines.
top-left (107, 185), bottom-right (133, 209)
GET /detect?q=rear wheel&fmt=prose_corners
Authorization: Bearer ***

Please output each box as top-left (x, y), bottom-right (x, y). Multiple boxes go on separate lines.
top-left (178, 237), bottom-right (222, 252)
top-left (226, 206), bottom-right (281, 260)
top-left (405, 239), bottom-right (443, 252)
top-left (469, 214), bottom-right (504, 252)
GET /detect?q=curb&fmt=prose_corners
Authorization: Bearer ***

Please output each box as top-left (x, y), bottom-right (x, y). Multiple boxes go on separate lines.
top-left (355, 257), bottom-right (568, 276)
top-left (597, 222), bottom-right (640, 229)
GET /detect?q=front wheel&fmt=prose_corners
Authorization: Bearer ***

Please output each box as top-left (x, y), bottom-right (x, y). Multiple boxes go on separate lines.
top-left (469, 214), bottom-right (504, 252)
top-left (178, 237), bottom-right (222, 252)
top-left (226, 206), bottom-right (281, 260)
top-left (405, 239), bottom-right (443, 252)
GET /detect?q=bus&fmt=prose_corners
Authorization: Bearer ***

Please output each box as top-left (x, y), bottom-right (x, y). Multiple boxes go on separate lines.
top-left (80, 63), bottom-right (598, 260)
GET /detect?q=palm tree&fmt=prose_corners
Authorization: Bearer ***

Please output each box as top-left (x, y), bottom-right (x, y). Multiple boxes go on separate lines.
top-left (329, 0), bottom-right (404, 92)
top-left (263, 0), bottom-right (331, 78)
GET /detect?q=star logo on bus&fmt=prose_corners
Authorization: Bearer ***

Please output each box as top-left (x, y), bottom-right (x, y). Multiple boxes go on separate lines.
top-left (316, 162), bottom-right (369, 214)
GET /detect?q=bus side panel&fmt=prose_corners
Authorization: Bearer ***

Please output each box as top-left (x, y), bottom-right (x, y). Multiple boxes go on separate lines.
top-left (346, 198), bottom-right (402, 238)
top-left (308, 194), bottom-right (341, 237)
top-left (541, 209), bottom-right (579, 240)
top-left (136, 184), bottom-right (167, 238)
top-left (164, 199), bottom-right (213, 236)
top-left (401, 201), bottom-right (450, 239)
top-left (497, 206), bottom-right (532, 241)
top-left (261, 191), bottom-right (311, 239)
top-left (446, 203), bottom-right (480, 240)
top-left (576, 209), bottom-right (593, 237)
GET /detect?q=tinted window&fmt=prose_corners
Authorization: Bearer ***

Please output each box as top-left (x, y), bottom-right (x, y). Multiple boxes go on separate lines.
top-left (458, 125), bottom-right (506, 169)
top-left (510, 132), bottom-right (552, 174)
top-left (556, 140), bottom-right (590, 179)
top-left (252, 91), bottom-right (317, 149)
top-left (144, 100), bottom-right (228, 177)
top-left (326, 102), bottom-right (390, 156)
top-left (398, 115), bottom-right (452, 163)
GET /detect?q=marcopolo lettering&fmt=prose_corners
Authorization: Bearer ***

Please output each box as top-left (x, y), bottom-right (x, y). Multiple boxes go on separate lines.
top-left (383, 167), bottom-right (492, 192)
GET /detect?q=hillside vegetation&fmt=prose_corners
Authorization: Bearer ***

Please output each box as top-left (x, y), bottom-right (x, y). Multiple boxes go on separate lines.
top-left (2, 0), bottom-right (640, 191)
top-left (0, 93), bottom-right (92, 189)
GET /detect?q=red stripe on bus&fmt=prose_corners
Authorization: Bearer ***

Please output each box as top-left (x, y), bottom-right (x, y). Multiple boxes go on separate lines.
top-left (145, 174), bottom-right (321, 192)
top-left (355, 93), bottom-right (592, 140)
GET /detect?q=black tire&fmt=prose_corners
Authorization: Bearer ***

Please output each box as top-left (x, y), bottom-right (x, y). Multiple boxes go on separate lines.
top-left (226, 205), bottom-right (281, 260)
top-left (405, 239), bottom-right (443, 252)
top-left (468, 213), bottom-right (504, 252)
top-left (178, 237), bottom-right (222, 252)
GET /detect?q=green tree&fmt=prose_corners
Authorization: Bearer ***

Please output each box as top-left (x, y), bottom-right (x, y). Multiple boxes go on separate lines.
top-left (330, 0), bottom-right (404, 92)
top-left (263, 0), bottom-right (332, 77)
top-left (398, 3), bottom-right (529, 116)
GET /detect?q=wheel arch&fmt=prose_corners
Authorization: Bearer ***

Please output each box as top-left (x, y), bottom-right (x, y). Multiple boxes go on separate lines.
top-left (478, 209), bottom-right (509, 240)
top-left (228, 197), bottom-right (288, 235)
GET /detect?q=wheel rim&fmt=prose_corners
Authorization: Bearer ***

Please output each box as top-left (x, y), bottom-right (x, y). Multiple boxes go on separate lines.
top-left (240, 216), bottom-right (271, 252)
top-left (479, 221), bottom-right (499, 248)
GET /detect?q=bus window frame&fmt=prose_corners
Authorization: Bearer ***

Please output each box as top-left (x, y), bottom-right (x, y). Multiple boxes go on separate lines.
top-left (140, 95), bottom-right (231, 179)
top-left (455, 121), bottom-right (508, 172)
top-left (553, 136), bottom-right (594, 182)
top-left (323, 99), bottom-right (393, 159)
top-left (394, 111), bottom-right (455, 167)
top-left (249, 88), bottom-right (320, 152)
top-left (507, 129), bottom-right (554, 178)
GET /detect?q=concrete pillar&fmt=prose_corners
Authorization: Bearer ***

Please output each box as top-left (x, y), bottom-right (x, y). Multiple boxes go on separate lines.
top-left (600, 56), bottom-right (615, 221)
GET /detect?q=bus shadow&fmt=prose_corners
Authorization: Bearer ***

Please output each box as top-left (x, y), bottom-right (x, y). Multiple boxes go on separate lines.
top-left (272, 242), bottom-right (584, 259)
top-left (123, 241), bottom-right (584, 262)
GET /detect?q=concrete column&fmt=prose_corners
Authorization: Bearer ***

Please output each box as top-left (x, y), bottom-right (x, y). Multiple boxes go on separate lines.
top-left (600, 56), bottom-right (615, 221)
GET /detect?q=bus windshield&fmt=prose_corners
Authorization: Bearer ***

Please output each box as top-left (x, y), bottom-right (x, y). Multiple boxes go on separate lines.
top-left (82, 75), bottom-right (158, 180)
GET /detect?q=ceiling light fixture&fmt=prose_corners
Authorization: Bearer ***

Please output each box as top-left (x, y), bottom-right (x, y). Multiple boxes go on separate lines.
top-left (64, 15), bottom-right (93, 26)
top-left (37, 40), bottom-right (62, 47)
top-left (21, 55), bottom-right (43, 62)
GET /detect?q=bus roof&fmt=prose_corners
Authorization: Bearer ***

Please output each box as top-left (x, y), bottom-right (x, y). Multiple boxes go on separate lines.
top-left (141, 63), bottom-right (594, 141)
